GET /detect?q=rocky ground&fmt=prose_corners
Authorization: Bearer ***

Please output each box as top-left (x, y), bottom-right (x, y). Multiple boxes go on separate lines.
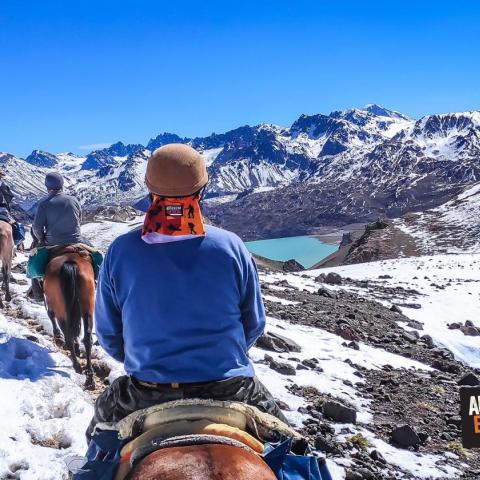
top-left (256, 266), bottom-right (480, 479)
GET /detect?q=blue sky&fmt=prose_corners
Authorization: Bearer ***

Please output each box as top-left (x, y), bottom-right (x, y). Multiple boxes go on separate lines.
top-left (1, 0), bottom-right (479, 157)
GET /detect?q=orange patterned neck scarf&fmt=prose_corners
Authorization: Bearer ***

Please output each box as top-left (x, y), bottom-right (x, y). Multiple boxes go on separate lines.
top-left (141, 193), bottom-right (206, 244)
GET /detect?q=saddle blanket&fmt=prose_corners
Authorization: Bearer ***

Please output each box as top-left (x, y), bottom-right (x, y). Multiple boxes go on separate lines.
top-left (27, 244), bottom-right (103, 279)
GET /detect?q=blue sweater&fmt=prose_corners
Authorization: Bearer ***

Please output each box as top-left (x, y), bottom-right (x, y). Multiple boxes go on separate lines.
top-left (95, 225), bottom-right (266, 383)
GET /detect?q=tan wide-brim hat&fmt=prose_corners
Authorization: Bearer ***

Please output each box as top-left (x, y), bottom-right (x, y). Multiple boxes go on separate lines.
top-left (145, 143), bottom-right (209, 197)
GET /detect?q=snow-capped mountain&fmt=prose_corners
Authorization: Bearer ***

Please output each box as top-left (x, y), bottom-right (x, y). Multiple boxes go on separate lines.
top-left (206, 109), bottom-right (480, 239)
top-left (2, 105), bottom-right (479, 239)
top-left (394, 181), bottom-right (480, 254)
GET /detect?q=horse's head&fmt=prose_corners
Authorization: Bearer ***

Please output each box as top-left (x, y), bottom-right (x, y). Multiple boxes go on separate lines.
top-left (127, 443), bottom-right (277, 480)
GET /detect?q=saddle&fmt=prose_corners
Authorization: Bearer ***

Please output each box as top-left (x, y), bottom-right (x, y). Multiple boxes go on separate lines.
top-left (48, 243), bottom-right (92, 261)
top-left (27, 243), bottom-right (103, 280)
top-left (102, 399), bottom-right (301, 480)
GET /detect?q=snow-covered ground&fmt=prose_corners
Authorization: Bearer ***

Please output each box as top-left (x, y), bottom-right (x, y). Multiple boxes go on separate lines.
top-left (0, 221), bottom-right (477, 478)
top-left (307, 254), bottom-right (480, 369)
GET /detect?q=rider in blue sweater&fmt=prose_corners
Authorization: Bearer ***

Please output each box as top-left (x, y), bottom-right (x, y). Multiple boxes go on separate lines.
top-left (87, 144), bottom-right (286, 439)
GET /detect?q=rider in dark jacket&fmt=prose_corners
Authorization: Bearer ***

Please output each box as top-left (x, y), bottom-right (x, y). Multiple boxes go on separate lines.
top-left (0, 170), bottom-right (14, 211)
top-left (29, 173), bottom-right (86, 300)
top-left (32, 173), bottom-right (83, 247)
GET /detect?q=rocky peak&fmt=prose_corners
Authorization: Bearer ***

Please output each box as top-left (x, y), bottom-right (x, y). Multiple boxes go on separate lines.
top-left (25, 150), bottom-right (58, 168)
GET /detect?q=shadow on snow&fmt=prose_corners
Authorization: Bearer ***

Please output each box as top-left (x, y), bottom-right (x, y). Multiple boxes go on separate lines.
top-left (0, 336), bottom-right (69, 381)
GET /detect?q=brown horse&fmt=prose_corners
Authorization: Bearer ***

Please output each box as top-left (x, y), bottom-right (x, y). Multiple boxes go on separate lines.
top-left (43, 250), bottom-right (95, 388)
top-left (127, 444), bottom-right (277, 480)
top-left (0, 220), bottom-right (13, 307)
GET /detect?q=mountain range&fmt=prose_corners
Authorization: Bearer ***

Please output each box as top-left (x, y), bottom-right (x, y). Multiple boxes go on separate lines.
top-left (1, 104), bottom-right (479, 239)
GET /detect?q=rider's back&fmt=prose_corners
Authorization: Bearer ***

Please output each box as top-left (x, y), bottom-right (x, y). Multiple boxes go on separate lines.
top-left (95, 224), bottom-right (265, 384)
top-left (33, 192), bottom-right (82, 246)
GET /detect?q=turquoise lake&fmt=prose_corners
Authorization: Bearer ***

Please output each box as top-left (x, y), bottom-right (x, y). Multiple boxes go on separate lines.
top-left (246, 236), bottom-right (338, 268)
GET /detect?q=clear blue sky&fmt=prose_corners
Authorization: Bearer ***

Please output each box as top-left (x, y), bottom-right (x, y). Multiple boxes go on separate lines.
top-left (1, 0), bottom-right (479, 157)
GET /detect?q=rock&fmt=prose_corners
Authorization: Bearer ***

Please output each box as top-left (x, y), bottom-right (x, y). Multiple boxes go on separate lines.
top-left (296, 363), bottom-right (309, 370)
top-left (378, 274), bottom-right (392, 279)
top-left (335, 324), bottom-right (361, 342)
top-left (460, 326), bottom-right (480, 336)
top-left (301, 358), bottom-right (318, 369)
top-left (391, 425), bottom-right (420, 448)
top-left (448, 322), bottom-right (461, 330)
top-left (403, 332), bottom-right (418, 343)
top-left (322, 400), bottom-right (357, 424)
top-left (420, 334), bottom-right (435, 348)
top-left (399, 303), bottom-right (422, 309)
top-left (407, 319), bottom-right (424, 330)
top-left (356, 468), bottom-right (375, 480)
top-left (465, 320), bottom-right (475, 327)
top-left (256, 332), bottom-right (302, 353)
top-left (314, 434), bottom-right (340, 454)
top-left (431, 359), bottom-right (461, 374)
top-left (274, 399), bottom-right (292, 411)
top-left (12, 263), bottom-right (26, 274)
top-left (458, 372), bottom-right (480, 386)
top-left (345, 471), bottom-right (363, 480)
top-left (446, 415), bottom-right (462, 427)
top-left (24, 335), bottom-right (39, 343)
top-left (283, 259), bottom-right (305, 272)
top-left (264, 355), bottom-right (296, 376)
top-left (317, 287), bottom-right (336, 299)
top-left (324, 272), bottom-right (342, 285)
top-left (418, 432), bottom-right (429, 445)
top-left (348, 341), bottom-right (360, 350)
top-left (369, 449), bottom-right (386, 464)
top-left (390, 305), bottom-right (402, 314)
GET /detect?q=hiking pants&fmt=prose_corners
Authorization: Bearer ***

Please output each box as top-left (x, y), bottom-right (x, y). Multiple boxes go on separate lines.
top-left (86, 375), bottom-right (287, 442)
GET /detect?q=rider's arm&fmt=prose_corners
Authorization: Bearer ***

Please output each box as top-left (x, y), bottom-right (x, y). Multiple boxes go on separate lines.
top-left (32, 203), bottom-right (46, 242)
top-left (240, 254), bottom-right (266, 350)
top-left (95, 250), bottom-right (125, 363)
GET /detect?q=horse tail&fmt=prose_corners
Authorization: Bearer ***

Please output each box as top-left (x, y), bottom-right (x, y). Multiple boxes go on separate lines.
top-left (59, 261), bottom-right (82, 342)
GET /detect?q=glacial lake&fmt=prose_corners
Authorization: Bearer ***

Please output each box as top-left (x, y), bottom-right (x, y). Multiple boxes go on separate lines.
top-left (246, 235), bottom-right (338, 268)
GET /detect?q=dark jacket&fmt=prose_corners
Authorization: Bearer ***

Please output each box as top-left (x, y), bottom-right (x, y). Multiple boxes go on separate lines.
top-left (0, 182), bottom-right (14, 211)
top-left (32, 191), bottom-right (83, 246)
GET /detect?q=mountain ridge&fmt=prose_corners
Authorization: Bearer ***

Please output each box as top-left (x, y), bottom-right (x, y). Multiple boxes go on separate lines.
top-left (2, 104), bottom-right (479, 239)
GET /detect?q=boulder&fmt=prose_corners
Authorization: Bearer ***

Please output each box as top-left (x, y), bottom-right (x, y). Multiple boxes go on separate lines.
top-left (264, 355), bottom-right (296, 376)
top-left (256, 332), bottom-right (301, 353)
top-left (460, 326), bottom-right (480, 336)
top-left (282, 259), bottom-right (305, 272)
top-left (431, 359), bottom-right (461, 374)
top-left (391, 425), bottom-right (420, 448)
top-left (369, 449), bottom-right (386, 464)
top-left (324, 272), bottom-right (342, 285)
top-left (446, 415), bottom-right (462, 427)
top-left (322, 400), bottom-right (356, 424)
top-left (335, 324), bottom-right (361, 342)
top-left (448, 322), bottom-right (461, 330)
top-left (314, 434), bottom-right (340, 454)
top-left (317, 287), bottom-right (337, 299)
top-left (301, 358), bottom-right (318, 369)
top-left (458, 372), bottom-right (480, 386)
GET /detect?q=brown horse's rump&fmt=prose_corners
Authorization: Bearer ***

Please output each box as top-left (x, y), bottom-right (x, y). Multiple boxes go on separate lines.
top-left (43, 250), bottom-right (96, 387)
top-left (128, 444), bottom-right (277, 480)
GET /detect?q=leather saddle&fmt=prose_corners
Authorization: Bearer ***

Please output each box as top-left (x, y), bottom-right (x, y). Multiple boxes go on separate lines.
top-left (110, 400), bottom-right (299, 480)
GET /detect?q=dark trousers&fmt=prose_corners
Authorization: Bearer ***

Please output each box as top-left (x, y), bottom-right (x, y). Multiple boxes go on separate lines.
top-left (87, 375), bottom-right (287, 442)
